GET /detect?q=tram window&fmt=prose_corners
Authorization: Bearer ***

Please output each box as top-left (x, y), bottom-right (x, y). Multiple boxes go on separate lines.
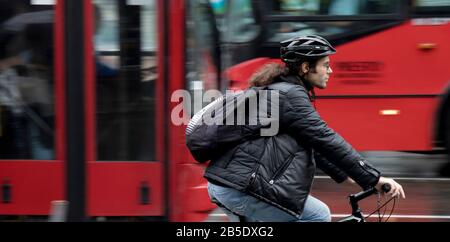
top-left (186, 0), bottom-right (220, 111)
top-left (0, 1), bottom-right (55, 160)
top-left (94, 0), bottom-right (157, 161)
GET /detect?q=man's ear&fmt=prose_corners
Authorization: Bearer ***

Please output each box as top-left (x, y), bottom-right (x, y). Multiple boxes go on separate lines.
top-left (301, 62), bottom-right (309, 74)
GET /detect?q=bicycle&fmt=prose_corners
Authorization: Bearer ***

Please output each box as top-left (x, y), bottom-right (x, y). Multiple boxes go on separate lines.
top-left (213, 183), bottom-right (396, 222)
top-left (338, 183), bottom-right (396, 222)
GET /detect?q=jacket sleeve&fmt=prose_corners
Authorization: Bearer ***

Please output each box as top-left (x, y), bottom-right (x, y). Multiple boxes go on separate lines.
top-left (314, 151), bottom-right (348, 184)
top-left (282, 86), bottom-right (380, 189)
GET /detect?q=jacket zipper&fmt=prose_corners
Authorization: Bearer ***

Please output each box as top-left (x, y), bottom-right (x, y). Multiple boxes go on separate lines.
top-left (269, 154), bottom-right (294, 185)
top-left (247, 164), bottom-right (260, 190)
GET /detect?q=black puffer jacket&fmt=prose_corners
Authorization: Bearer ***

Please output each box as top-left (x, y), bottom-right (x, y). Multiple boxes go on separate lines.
top-left (204, 75), bottom-right (380, 217)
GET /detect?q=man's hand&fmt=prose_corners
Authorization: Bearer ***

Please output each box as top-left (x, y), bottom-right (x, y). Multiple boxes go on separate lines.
top-left (346, 177), bottom-right (356, 185)
top-left (376, 177), bottom-right (406, 199)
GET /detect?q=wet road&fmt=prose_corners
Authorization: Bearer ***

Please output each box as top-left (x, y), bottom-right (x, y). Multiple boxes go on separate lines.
top-left (313, 177), bottom-right (450, 222)
top-left (206, 151), bottom-right (450, 222)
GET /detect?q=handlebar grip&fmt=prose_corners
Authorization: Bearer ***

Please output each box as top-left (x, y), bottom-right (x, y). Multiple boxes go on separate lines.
top-left (381, 183), bottom-right (391, 193)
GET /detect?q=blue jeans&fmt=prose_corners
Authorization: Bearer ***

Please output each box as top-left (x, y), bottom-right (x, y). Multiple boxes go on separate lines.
top-left (207, 181), bottom-right (331, 222)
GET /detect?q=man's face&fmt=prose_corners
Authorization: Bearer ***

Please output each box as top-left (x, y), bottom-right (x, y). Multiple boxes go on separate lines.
top-left (305, 56), bottom-right (332, 89)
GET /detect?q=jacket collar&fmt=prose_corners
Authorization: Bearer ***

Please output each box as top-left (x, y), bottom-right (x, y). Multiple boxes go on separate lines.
top-left (278, 74), bottom-right (314, 92)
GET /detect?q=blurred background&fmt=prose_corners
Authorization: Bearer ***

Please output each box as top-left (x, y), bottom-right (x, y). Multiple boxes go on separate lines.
top-left (0, 0), bottom-right (449, 222)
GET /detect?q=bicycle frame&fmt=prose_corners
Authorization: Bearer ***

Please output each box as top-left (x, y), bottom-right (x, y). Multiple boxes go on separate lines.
top-left (215, 185), bottom-right (392, 222)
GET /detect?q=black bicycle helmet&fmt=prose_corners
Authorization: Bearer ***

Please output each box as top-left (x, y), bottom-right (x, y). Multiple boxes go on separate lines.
top-left (280, 35), bottom-right (336, 64)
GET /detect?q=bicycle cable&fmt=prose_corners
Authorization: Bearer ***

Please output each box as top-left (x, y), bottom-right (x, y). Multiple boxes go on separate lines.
top-left (383, 197), bottom-right (396, 222)
top-left (378, 192), bottom-right (389, 222)
top-left (376, 192), bottom-right (381, 222)
top-left (365, 195), bottom-right (397, 222)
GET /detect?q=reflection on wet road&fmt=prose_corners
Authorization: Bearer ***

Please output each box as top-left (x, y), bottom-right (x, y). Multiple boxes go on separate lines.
top-left (313, 177), bottom-right (450, 222)
top-left (314, 151), bottom-right (450, 222)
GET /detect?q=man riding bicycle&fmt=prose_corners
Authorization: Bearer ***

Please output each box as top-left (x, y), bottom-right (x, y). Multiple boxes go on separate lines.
top-left (205, 35), bottom-right (405, 222)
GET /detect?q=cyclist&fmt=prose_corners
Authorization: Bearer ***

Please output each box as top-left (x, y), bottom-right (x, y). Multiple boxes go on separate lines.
top-left (205, 35), bottom-right (405, 222)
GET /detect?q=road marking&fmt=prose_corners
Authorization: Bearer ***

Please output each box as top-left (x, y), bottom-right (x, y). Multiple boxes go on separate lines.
top-left (314, 176), bottom-right (450, 181)
top-left (208, 214), bottom-right (228, 217)
top-left (332, 214), bottom-right (450, 220)
top-left (209, 213), bottom-right (450, 220)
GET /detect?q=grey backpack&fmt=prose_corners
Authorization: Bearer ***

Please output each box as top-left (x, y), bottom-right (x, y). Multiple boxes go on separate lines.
top-left (185, 87), bottom-right (269, 163)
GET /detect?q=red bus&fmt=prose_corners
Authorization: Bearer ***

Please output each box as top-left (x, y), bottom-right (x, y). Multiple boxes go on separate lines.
top-left (214, 0), bottom-right (450, 174)
top-left (0, 0), bottom-right (221, 221)
top-left (0, 0), bottom-right (449, 222)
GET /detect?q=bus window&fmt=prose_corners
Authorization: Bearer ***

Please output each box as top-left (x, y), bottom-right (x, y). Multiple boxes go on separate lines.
top-left (266, 19), bottom-right (395, 43)
top-left (228, 0), bottom-right (259, 42)
top-left (210, 0), bottom-right (226, 15)
top-left (266, 0), bottom-right (401, 44)
top-left (0, 0), bottom-right (55, 160)
top-left (328, 0), bottom-right (397, 15)
top-left (94, 0), bottom-right (157, 161)
top-left (222, 0), bottom-right (260, 43)
top-left (273, 0), bottom-right (320, 15)
top-left (271, 0), bottom-right (397, 15)
top-left (413, 0), bottom-right (450, 15)
top-left (415, 0), bottom-right (450, 8)
top-left (186, 0), bottom-right (220, 100)
top-left (210, 0), bottom-right (227, 33)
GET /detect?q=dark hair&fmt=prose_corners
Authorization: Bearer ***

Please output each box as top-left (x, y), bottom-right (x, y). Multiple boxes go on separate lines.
top-left (249, 58), bottom-right (320, 87)
top-left (249, 63), bottom-right (288, 87)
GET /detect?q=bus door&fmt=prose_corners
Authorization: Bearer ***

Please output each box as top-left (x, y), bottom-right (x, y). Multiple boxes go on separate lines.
top-left (168, 0), bottom-right (222, 221)
top-left (86, 0), bottom-right (165, 218)
top-left (0, 0), bottom-right (64, 216)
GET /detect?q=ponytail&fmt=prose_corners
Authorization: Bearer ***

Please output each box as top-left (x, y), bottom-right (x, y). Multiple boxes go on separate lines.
top-left (248, 63), bottom-right (290, 87)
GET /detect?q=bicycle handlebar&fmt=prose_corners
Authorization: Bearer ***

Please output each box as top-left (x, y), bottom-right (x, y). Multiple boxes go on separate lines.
top-left (351, 183), bottom-right (391, 204)
top-left (340, 183), bottom-right (393, 222)
top-left (381, 183), bottom-right (391, 193)
top-left (347, 183), bottom-right (392, 218)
